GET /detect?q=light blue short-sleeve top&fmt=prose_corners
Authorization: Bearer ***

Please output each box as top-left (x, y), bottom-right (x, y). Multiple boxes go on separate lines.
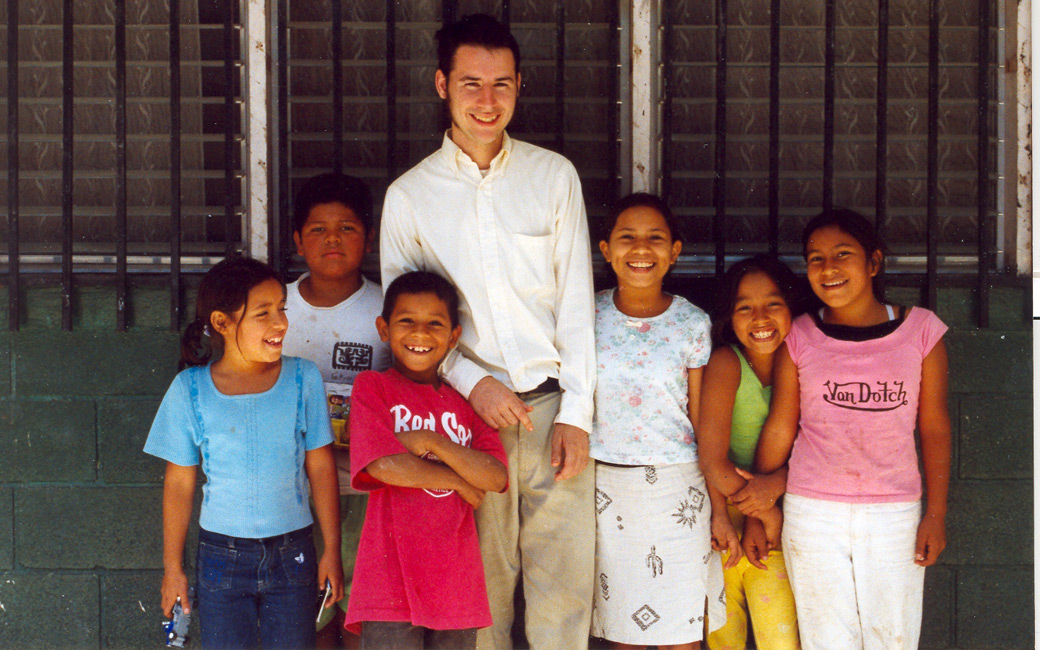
top-left (144, 356), bottom-right (334, 539)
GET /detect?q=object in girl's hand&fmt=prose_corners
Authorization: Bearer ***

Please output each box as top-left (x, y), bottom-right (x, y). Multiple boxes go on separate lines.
top-left (163, 589), bottom-right (192, 648)
top-left (316, 579), bottom-right (334, 623)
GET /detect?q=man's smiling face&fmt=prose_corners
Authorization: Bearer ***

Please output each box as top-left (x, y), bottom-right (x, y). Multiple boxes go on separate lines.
top-left (435, 45), bottom-right (520, 163)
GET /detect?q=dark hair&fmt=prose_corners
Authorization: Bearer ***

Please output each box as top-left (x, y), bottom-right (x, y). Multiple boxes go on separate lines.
top-left (600, 192), bottom-right (683, 243)
top-left (382, 271), bottom-right (461, 329)
top-left (436, 13), bottom-right (521, 76)
top-left (801, 207), bottom-right (886, 302)
top-left (292, 173), bottom-right (373, 235)
top-left (180, 256), bottom-right (284, 369)
top-left (711, 254), bottom-right (804, 348)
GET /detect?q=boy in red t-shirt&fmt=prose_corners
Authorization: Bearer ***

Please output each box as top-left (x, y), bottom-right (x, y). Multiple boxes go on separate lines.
top-left (345, 271), bottom-right (508, 650)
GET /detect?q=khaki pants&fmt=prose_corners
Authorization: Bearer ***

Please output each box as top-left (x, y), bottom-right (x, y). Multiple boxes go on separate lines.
top-left (474, 391), bottom-right (595, 650)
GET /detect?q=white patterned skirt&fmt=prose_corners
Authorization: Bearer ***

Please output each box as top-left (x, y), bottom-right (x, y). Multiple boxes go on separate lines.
top-left (591, 461), bottom-right (726, 645)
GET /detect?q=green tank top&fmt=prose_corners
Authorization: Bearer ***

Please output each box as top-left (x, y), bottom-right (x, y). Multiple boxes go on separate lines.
top-left (728, 345), bottom-right (771, 471)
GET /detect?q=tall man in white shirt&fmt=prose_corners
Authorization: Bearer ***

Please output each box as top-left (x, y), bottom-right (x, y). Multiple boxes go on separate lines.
top-left (379, 14), bottom-right (596, 650)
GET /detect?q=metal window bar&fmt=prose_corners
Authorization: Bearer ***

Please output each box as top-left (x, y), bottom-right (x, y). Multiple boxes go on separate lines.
top-left (386, 0), bottom-right (397, 184)
top-left (977, 0), bottom-right (991, 327)
top-left (555, 2), bottom-right (566, 154)
top-left (714, 0), bottom-right (728, 276)
top-left (822, 0), bottom-right (836, 211)
top-left (768, 0), bottom-right (780, 255)
top-left (116, 0), bottom-right (129, 331)
top-left (170, 0), bottom-right (183, 329)
top-left (661, 4), bottom-right (672, 202)
top-left (926, 0), bottom-right (939, 310)
top-left (62, 0), bottom-right (75, 331)
top-left (276, 0), bottom-right (290, 275)
top-left (332, 0), bottom-right (343, 174)
top-left (6, 0), bottom-right (18, 331)
top-left (607, 0), bottom-right (620, 206)
top-left (224, 0), bottom-right (237, 258)
top-left (875, 0), bottom-right (888, 244)
top-left (443, 1), bottom-right (458, 30)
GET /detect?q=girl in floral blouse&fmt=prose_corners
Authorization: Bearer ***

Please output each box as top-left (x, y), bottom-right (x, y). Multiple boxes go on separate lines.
top-left (589, 193), bottom-right (740, 650)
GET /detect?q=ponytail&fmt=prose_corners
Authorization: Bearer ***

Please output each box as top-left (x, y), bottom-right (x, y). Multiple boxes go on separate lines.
top-left (179, 318), bottom-right (213, 370)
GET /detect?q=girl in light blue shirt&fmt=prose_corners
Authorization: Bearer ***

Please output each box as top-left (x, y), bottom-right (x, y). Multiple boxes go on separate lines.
top-left (144, 257), bottom-right (343, 649)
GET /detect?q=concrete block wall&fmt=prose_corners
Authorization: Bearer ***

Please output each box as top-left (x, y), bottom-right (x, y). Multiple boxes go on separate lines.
top-left (0, 287), bottom-right (181, 649)
top-left (0, 283), bottom-right (1032, 649)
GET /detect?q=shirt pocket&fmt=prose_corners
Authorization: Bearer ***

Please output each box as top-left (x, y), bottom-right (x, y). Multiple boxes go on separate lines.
top-left (506, 232), bottom-right (555, 297)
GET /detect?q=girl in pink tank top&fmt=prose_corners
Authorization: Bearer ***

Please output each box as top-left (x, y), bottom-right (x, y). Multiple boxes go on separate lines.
top-left (750, 209), bottom-right (951, 650)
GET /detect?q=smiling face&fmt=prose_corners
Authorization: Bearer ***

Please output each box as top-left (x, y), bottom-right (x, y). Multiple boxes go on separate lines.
top-left (293, 202), bottom-right (370, 284)
top-left (805, 224), bottom-right (882, 312)
top-left (435, 45), bottom-right (519, 167)
top-left (730, 271), bottom-right (793, 356)
top-left (212, 278), bottom-right (288, 368)
top-left (376, 291), bottom-right (462, 386)
top-left (599, 205), bottom-right (682, 290)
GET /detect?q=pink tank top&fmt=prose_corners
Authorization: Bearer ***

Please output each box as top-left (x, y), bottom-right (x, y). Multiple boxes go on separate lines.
top-left (785, 307), bottom-right (947, 503)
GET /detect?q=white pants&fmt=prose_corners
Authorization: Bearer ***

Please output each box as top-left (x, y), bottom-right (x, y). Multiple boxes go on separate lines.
top-left (781, 494), bottom-right (925, 650)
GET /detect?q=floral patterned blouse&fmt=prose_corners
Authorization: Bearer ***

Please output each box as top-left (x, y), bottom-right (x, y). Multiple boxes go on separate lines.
top-left (589, 289), bottom-right (712, 465)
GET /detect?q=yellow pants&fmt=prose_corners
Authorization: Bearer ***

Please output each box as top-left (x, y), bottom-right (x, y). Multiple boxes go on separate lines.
top-left (708, 508), bottom-right (800, 650)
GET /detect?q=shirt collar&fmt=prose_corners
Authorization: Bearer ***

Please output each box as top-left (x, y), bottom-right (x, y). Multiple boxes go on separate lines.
top-left (439, 130), bottom-right (513, 178)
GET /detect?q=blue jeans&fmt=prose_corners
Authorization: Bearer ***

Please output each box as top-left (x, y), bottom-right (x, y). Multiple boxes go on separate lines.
top-left (196, 526), bottom-right (318, 649)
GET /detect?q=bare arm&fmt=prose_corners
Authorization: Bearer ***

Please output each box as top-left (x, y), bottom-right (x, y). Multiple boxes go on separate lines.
top-left (915, 339), bottom-right (951, 566)
top-left (708, 483), bottom-right (742, 568)
top-left (696, 348), bottom-right (746, 496)
top-left (364, 453), bottom-right (487, 507)
top-left (697, 349), bottom-right (786, 515)
top-left (161, 462), bottom-right (197, 617)
top-left (395, 429), bottom-right (507, 493)
top-left (754, 343), bottom-right (800, 474)
top-left (304, 445), bottom-right (344, 606)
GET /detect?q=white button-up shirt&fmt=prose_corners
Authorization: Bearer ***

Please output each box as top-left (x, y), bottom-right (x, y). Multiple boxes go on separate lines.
top-left (380, 132), bottom-right (596, 432)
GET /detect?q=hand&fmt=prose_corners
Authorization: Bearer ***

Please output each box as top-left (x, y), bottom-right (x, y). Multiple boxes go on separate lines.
top-left (394, 429), bottom-right (437, 457)
top-left (711, 513), bottom-right (743, 569)
top-left (915, 511), bottom-right (947, 566)
top-left (316, 550), bottom-right (344, 607)
top-left (469, 376), bottom-right (534, 431)
top-left (550, 423), bottom-right (589, 481)
top-left (731, 467), bottom-right (785, 517)
top-left (161, 567), bottom-right (191, 617)
top-left (741, 517), bottom-right (769, 570)
top-left (759, 505), bottom-right (784, 550)
top-left (455, 480), bottom-right (487, 508)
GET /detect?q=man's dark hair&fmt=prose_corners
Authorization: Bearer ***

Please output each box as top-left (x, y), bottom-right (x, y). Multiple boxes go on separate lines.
top-left (292, 173), bottom-right (373, 235)
top-left (382, 271), bottom-right (461, 329)
top-left (436, 13), bottom-right (521, 76)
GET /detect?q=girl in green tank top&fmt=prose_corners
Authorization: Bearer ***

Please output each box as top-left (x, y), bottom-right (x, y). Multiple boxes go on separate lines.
top-left (699, 255), bottom-right (803, 650)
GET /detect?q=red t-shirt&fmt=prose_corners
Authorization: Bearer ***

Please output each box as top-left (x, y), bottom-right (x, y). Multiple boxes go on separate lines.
top-left (345, 369), bottom-right (507, 631)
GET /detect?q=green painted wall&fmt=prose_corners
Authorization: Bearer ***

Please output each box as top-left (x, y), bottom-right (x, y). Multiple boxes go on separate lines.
top-left (0, 284), bottom-right (1032, 649)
